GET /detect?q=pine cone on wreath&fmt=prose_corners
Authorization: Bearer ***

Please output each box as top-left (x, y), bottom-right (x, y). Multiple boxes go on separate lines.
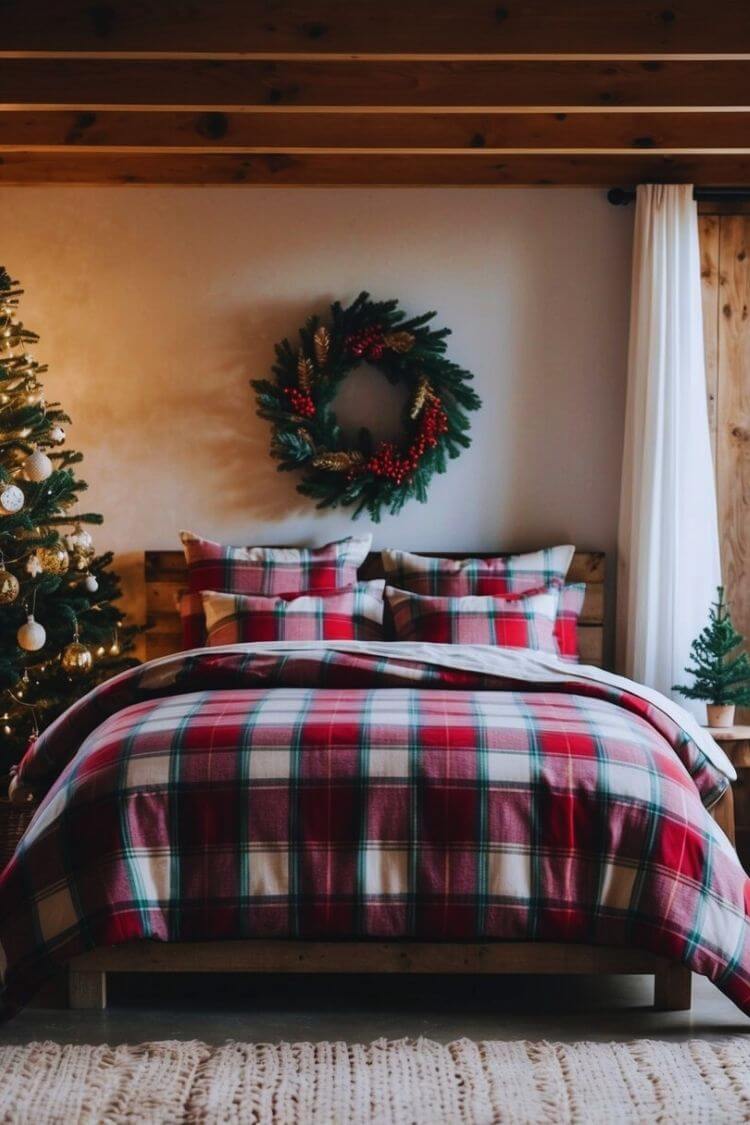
top-left (313, 326), bottom-right (330, 369)
top-left (383, 330), bottom-right (416, 354)
top-left (312, 451), bottom-right (365, 472)
top-left (409, 374), bottom-right (431, 420)
top-left (297, 351), bottom-right (314, 391)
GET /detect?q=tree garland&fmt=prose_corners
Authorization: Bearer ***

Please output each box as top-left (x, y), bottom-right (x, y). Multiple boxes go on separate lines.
top-left (251, 292), bottom-right (481, 521)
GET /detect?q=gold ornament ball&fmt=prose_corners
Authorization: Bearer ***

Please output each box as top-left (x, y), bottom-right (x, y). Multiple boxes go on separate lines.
top-left (0, 568), bottom-right (19, 604)
top-left (37, 543), bottom-right (69, 574)
top-left (61, 641), bottom-right (93, 676)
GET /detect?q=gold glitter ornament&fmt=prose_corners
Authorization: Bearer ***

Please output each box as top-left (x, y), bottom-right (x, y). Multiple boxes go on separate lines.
top-left (37, 543), bottom-right (69, 574)
top-left (0, 567), bottom-right (19, 604)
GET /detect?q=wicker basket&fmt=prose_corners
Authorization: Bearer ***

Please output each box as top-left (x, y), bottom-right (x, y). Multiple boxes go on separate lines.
top-left (0, 783), bottom-right (34, 871)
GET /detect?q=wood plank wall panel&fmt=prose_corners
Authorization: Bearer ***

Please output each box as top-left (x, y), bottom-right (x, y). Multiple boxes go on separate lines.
top-left (716, 217), bottom-right (750, 662)
top-left (2, 1), bottom-right (750, 185)
top-left (699, 215), bottom-right (721, 465)
top-left (699, 213), bottom-right (750, 734)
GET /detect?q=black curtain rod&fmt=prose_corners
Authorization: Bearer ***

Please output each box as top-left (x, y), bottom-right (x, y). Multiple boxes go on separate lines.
top-left (608, 186), bottom-right (750, 206)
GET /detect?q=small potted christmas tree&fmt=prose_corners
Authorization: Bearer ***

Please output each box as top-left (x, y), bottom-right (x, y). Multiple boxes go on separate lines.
top-left (674, 587), bottom-right (750, 727)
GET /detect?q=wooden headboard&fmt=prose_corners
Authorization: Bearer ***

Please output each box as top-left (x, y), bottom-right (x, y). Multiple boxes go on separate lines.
top-left (144, 549), bottom-right (606, 665)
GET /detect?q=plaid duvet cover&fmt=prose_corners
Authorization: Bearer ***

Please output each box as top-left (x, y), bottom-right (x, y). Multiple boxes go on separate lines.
top-left (1, 642), bottom-right (748, 1018)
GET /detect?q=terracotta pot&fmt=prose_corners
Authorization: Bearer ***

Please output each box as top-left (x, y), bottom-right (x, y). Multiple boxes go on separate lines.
top-left (706, 703), bottom-right (736, 728)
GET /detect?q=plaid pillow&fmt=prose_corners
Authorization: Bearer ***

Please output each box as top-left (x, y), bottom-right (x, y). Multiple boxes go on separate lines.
top-left (202, 581), bottom-right (386, 645)
top-left (556, 583), bottom-right (586, 662)
top-left (181, 532), bottom-right (372, 596)
top-left (381, 545), bottom-right (574, 597)
top-left (385, 585), bottom-right (560, 650)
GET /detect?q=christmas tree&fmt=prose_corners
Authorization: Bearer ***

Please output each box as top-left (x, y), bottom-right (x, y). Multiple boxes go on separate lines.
top-left (0, 268), bottom-right (137, 776)
top-left (673, 587), bottom-right (750, 706)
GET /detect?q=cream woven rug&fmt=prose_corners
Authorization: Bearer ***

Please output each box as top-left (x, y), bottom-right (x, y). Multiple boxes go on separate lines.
top-left (1, 1037), bottom-right (749, 1124)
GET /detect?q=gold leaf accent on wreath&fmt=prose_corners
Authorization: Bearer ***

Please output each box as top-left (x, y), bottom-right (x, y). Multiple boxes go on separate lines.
top-left (297, 351), bottom-right (314, 390)
top-left (298, 428), bottom-right (315, 448)
top-left (312, 450), bottom-right (365, 472)
top-left (409, 374), bottom-right (432, 420)
top-left (313, 326), bottom-right (330, 368)
top-left (383, 331), bottom-right (415, 354)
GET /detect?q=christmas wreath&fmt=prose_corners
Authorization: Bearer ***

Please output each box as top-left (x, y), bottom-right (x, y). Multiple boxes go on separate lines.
top-left (251, 292), bottom-right (481, 521)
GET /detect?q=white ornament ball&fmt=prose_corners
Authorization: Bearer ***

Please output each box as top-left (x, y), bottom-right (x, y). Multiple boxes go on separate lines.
top-left (48, 425), bottom-right (65, 444)
top-left (84, 574), bottom-right (99, 592)
top-left (23, 449), bottom-right (53, 482)
top-left (65, 527), bottom-right (94, 553)
top-left (17, 614), bottom-right (46, 652)
top-left (0, 482), bottom-right (24, 515)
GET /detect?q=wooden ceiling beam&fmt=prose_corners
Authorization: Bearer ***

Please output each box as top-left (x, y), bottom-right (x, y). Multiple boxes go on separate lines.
top-left (2, 1), bottom-right (749, 57)
top-left (2, 58), bottom-right (750, 110)
top-left (1, 110), bottom-right (750, 152)
top-left (2, 151), bottom-right (750, 186)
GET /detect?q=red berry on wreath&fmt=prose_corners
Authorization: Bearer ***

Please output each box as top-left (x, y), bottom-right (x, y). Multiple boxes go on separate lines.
top-left (285, 387), bottom-right (316, 418)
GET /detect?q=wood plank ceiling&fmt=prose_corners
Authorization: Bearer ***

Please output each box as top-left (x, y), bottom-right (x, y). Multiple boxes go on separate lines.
top-left (2, 0), bottom-right (750, 186)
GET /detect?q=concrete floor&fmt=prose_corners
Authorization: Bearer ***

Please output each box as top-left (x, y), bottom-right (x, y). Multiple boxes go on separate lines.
top-left (1, 971), bottom-right (748, 1046)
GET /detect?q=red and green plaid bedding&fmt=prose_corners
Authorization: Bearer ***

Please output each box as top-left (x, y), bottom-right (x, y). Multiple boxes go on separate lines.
top-left (1, 642), bottom-right (748, 1018)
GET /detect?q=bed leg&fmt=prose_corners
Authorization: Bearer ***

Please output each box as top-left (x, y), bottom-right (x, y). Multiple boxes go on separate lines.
top-left (68, 969), bottom-right (107, 1010)
top-left (654, 964), bottom-right (692, 1011)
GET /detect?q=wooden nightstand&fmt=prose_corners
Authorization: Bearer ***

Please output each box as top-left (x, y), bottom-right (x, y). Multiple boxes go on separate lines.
top-left (705, 726), bottom-right (750, 871)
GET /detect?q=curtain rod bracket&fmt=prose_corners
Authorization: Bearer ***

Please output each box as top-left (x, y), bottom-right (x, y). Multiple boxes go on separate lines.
top-left (607, 188), bottom-right (635, 206)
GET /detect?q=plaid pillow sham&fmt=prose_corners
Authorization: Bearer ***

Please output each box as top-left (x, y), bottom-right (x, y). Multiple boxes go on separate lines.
top-left (381, 544), bottom-right (575, 598)
top-left (556, 583), bottom-right (586, 662)
top-left (382, 545), bottom-right (579, 657)
top-left (181, 532), bottom-right (372, 596)
top-left (385, 585), bottom-right (560, 650)
top-left (179, 532), bottom-right (372, 648)
top-left (202, 581), bottom-right (386, 644)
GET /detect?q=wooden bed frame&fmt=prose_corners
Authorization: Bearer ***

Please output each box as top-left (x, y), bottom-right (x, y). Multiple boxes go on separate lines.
top-left (64, 548), bottom-right (735, 1012)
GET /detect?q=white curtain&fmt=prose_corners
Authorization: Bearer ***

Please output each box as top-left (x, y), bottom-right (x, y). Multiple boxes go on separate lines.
top-left (617, 183), bottom-right (721, 711)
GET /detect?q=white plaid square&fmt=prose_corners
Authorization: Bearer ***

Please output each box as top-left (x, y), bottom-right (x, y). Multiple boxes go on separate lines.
top-left (364, 848), bottom-right (409, 896)
top-left (131, 848), bottom-right (171, 904)
top-left (249, 849), bottom-right (289, 897)
top-left (37, 885), bottom-right (78, 944)
top-left (599, 861), bottom-right (637, 913)
top-left (488, 848), bottom-right (532, 899)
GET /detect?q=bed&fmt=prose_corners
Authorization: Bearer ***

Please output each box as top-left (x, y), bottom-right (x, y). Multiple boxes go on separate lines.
top-left (1, 549), bottom-right (746, 1019)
